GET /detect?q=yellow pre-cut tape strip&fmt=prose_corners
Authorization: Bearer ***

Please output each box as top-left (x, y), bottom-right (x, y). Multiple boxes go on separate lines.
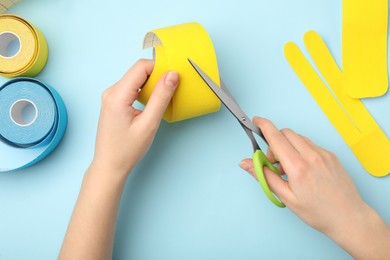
top-left (284, 41), bottom-right (361, 146)
top-left (285, 31), bottom-right (390, 177)
top-left (0, 14), bottom-right (48, 77)
top-left (138, 22), bottom-right (221, 122)
top-left (304, 31), bottom-right (378, 134)
top-left (342, 0), bottom-right (388, 98)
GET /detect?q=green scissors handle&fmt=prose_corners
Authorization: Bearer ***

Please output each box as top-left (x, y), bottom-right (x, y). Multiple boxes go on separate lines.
top-left (253, 150), bottom-right (285, 208)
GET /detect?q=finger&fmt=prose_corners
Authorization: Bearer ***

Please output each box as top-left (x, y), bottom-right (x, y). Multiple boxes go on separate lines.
top-left (265, 149), bottom-right (287, 174)
top-left (115, 59), bottom-right (155, 103)
top-left (240, 159), bottom-right (291, 205)
top-left (300, 135), bottom-right (337, 162)
top-left (302, 135), bottom-right (332, 155)
top-left (239, 158), bottom-right (256, 179)
top-left (275, 163), bottom-right (286, 175)
top-left (254, 117), bottom-right (301, 170)
top-left (299, 134), bottom-right (328, 154)
top-left (263, 167), bottom-right (292, 204)
top-left (300, 135), bottom-right (320, 150)
top-left (240, 158), bottom-right (286, 178)
top-left (266, 148), bottom-right (278, 163)
top-left (142, 71), bottom-right (179, 123)
top-left (132, 109), bottom-right (143, 117)
top-left (280, 128), bottom-right (316, 157)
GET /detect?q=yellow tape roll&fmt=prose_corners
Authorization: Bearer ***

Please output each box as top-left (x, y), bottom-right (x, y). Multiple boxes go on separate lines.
top-left (138, 22), bottom-right (221, 122)
top-left (0, 14), bottom-right (48, 77)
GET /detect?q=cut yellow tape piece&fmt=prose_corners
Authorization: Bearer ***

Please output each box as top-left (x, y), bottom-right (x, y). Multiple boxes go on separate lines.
top-left (304, 31), bottom-right (378, 135)
top-left (0, 14), bottom-right (48, 77)
top-left (285, 31), bottom-right (390, 177)
top-left (284, 41), bottom-right (361, 146)
top-left (342, 0), bottom-right (388, 98)
top-left (138, 22), bottom-right (221, 122)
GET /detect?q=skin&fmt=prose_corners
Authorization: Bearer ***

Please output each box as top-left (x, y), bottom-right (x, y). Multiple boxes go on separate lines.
top-left (59, 59), bottom-right (179, 260)
top-left (240, 117), bottom-right (390, 259)
top-left (59, 59), bottom-right (390, 260)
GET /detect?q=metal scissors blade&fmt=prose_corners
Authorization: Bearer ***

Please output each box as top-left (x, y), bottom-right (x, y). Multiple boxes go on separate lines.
top-left (188, 59), bottom-right (266, 141)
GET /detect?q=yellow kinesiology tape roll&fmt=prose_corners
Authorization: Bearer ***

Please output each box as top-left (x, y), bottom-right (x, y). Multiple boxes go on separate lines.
top-left (285, 31), bottom-right (390, 177)
top-left (342, 0), bottom-right (388, 98)
top-left (138, 22), bottom-right (221, 122)
top-left (0, 14), bottom-right (48, 77)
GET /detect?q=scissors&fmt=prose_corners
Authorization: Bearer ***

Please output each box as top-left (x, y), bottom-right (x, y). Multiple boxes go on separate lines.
top-left (188, 59), bottom-right (285, 208)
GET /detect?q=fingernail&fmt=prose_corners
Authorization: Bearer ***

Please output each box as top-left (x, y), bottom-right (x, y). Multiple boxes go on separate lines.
top-left (239, 161), bottom-right (250, 171)
top-left (165, 71), bottom-right (179, 87)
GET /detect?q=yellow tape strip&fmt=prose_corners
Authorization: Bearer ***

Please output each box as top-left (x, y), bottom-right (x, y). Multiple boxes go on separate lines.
top-left (0, 14), bottom-right (48, 77)
top-left (304, 31), bottom-right (378, 134)
top-left (284, 41), bottom-right (361, 146)
top-left (138, 22), bottom-right (221, 122)
top-left (285, 31), bottom-right (390, 177)
top-left (342, 0), bottom-right (388, 98)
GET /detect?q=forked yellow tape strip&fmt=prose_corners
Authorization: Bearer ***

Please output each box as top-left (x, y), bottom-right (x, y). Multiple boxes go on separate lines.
top-left (304, 32), bottom-right (379, 135)
top-left (138, 22), bottom-right (221, 122)
top-left (285, 31), bottom-right (390, 177)
top-left (342, 0), bottom-right (388, 98)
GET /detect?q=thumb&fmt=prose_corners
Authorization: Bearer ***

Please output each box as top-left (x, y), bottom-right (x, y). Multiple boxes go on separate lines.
top-left (143, 71), bottom-right (179, 122)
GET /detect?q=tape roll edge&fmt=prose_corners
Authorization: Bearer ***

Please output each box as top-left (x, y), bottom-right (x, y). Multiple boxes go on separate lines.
top-left (0, 14), bottom-right (49, 78)
top-left (0, 77), bottom-right (68, 172)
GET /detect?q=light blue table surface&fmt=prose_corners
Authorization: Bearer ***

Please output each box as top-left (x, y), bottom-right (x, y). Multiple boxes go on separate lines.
top-left (1, 0), bottom-right (390, 259)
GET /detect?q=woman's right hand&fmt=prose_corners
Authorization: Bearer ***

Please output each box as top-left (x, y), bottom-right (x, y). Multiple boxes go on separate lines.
top-left (239, 117), bottom-right (390, 259)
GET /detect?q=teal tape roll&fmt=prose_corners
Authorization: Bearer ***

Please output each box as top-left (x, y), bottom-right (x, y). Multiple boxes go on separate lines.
top-left (0, 77), bottom-right (67, 172)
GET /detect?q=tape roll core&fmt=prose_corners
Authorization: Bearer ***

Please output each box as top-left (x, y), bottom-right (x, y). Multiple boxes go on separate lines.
top-left (0, 31), bottom-right (21, 58)
top-left (10, 99), bottom-right (38, 126)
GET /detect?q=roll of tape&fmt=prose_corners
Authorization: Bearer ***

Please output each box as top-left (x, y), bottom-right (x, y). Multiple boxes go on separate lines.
top-left (0, 78), bottom-right (67, 172)
top-left (0, 0), bottom-right (21, 13)
top-left (138, 22), bottom-right (221, 122)
top-left (0, 14), bottom-right (48, 77)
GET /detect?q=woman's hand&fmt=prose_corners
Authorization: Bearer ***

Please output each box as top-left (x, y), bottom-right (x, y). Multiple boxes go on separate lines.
top-left (240, 117), bottom-right (390, 259)
top-left (92, 59), bottom-right (179, 175)
top-left (59, 59), bottom-right (179, 260)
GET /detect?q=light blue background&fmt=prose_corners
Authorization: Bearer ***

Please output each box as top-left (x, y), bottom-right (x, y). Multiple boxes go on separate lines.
top-left (1, 0), bottom-right (390, 259)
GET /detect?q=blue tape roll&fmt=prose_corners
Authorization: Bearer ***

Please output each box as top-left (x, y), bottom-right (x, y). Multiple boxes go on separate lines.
top-left (0, 78), bottom-right (67, 172)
